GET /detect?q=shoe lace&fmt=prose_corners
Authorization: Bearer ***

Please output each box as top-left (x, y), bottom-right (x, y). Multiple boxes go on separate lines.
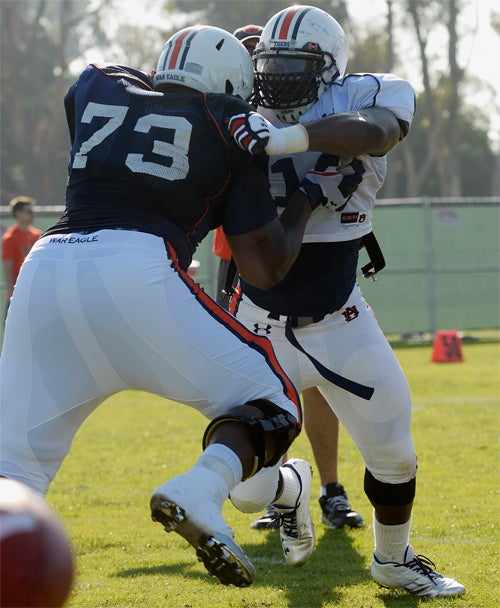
top-left (280, 510), bottom-right (298, 538)
top-left (400, 554), bottom-right (442, 582)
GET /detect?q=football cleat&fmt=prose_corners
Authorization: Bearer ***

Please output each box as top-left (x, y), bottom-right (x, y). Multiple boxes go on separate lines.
top-left (250, 505), bottom-right (280, 530)
top-left (371, 545), bottom-right (465, 597)
top-left (319, 489), bottom-right (365, 529)
top-left (274, 459), bottom-right (315, 567)
top-left (151, 474), bottom-right (255, 587)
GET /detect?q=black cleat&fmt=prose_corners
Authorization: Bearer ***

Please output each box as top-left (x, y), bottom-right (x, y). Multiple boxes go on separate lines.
top-left (250, 505), bottom-right (281, 530)
top-left (319, 488), bottom-right (365, 529)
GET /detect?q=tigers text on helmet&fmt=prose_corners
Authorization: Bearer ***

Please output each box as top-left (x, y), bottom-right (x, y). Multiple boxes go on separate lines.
top-left (254, 5), bottom-right (348, 123)
top-left (154, 25), bottom-right (254, 101)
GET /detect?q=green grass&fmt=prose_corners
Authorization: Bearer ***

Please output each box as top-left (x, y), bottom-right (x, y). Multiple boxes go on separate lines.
top-left (47, 342), bottom-right (500, 607)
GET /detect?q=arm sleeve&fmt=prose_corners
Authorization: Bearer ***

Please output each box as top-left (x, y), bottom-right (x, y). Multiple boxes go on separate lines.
top-left (347, 73), bottom-right (416, 127)
top-left (64, 84), bottom-right (77, 144)
top-left (332, 74), bottom-right (416, 129)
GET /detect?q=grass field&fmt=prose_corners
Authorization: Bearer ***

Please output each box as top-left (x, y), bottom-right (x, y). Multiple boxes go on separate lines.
top-left (47, 341), bottom-right (500, 608)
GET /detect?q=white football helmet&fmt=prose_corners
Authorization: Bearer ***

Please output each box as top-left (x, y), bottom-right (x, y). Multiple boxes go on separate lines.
top-left (254, 5), bottom-right (348, 123)
top-left (154, 25), bottom-right (254, 100)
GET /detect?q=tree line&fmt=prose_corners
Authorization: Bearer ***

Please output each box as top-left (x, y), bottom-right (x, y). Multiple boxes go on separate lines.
top-left (1, 0), bottom-right (498, 206)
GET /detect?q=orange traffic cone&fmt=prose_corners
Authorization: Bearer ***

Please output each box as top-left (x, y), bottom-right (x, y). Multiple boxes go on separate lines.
top-left (431, 330), bottom-right (464, 362)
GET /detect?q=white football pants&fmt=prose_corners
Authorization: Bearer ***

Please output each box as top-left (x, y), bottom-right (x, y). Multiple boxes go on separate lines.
top-left (233, 284), bottom-right (418, 485)
top-left (0, 230), bottom-right (301, 495)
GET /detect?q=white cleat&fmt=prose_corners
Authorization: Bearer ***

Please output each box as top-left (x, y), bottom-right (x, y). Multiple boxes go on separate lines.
top-left (150, 473), bottom-right (255, 587)
top-left (371, 545), bottom-right (465, 597)
top-left (274, 459), bottom-right (315, 567)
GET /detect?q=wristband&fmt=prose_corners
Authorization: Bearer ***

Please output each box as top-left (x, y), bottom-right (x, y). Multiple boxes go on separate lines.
top-left (265, 123), bottom-right (309, 155)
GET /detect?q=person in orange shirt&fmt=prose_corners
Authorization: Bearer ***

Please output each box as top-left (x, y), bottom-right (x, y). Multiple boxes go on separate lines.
top-left (2, 196), bottom-right (42, 318)
top-left (213, 225), bottom-right (233, 308)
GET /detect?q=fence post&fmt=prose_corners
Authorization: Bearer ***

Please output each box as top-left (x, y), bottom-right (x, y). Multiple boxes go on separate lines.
top-left (422, 196), bottom-right (438, 333)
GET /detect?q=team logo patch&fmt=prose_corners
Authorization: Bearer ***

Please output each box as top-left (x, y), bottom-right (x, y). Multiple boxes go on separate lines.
top-left (185, 62), bottom-right (202, 75)
top-left (253, 323), bottom-right (272, 335)
top-left (341, 212), bottom-right (359, 224)
top-left (341, 305), bottom-right (359, 322)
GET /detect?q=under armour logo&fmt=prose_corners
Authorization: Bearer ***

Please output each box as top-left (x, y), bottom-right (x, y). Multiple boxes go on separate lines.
top-left (341, 305), bottom-right (359, 322)
top-left (253, 323), bottom-right (272, 334)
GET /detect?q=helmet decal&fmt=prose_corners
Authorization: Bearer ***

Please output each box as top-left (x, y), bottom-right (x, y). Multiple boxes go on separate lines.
top-left (154, 26), bottom-right (254, 100)
top-left (158, 28), bottom-right (198, 72)
top-left (271, 6), bottom-right (313, 41)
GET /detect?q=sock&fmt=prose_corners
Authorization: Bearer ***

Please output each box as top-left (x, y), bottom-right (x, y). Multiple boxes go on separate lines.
top-left (194, 443), bottom-right (243, 494)
top-left (272, 463), bottom-right (301, 512)
top-left (321, 482), bottom-right (345, 498)
top-left (373, 513), bottom-right (412, 563)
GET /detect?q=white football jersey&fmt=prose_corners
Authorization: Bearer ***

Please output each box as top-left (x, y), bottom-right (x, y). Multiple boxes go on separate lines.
top-left (261, 73), bottom-right (415, 243)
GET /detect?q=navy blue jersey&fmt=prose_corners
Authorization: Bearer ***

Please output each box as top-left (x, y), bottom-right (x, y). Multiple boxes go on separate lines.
top-left (241, 240), bottom-right (360, 317)
top-left (46, 64), bottom-right (276, 269)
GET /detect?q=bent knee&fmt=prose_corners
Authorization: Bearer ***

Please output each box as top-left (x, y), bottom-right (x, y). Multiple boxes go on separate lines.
top-left (368, 455), bottom-right (418, 484)
top-left (365, 438), bottom-right (417, 484)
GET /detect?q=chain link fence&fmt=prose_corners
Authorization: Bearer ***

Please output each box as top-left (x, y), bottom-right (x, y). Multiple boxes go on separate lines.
top-left (1, 197), bottom-right (499, 339)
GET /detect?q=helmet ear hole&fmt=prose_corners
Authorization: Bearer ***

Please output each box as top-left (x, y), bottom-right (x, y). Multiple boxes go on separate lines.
top-left (225, 80), bottom-right (234, 95)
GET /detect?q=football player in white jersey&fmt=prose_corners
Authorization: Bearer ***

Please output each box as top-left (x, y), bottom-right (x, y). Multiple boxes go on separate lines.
top-left (228, 5), bottom-right (464, 598)
top-left (220, 23), bottom-right (364, 535)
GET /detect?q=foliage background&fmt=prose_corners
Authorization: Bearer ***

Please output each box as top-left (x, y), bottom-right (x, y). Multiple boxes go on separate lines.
top-left (1, 0), bottom-right (499, 206)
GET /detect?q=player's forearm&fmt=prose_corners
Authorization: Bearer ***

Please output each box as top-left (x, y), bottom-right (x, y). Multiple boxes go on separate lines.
top-left (304, 109), bottom-right (400, 156)
top-left (228, 191), bottom-right (312, 290)
top-left (266, 107), bottom-right (401, 157)
top-left (271, 190), bottom-right (313, 277)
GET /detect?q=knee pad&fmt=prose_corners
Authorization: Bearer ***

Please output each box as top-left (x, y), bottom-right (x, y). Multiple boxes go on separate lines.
top-left (364, 468), bottom-right (416, 506)
top-left (202, 399), bottom-right (299, 477)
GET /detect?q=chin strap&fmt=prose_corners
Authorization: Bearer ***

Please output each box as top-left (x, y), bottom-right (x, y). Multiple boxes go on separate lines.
top-left (360, 231), bottom-right (386, 280)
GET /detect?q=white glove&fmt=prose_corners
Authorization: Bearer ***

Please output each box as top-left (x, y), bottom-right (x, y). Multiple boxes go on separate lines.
top-left (227, 112), bottom-right (271, 155)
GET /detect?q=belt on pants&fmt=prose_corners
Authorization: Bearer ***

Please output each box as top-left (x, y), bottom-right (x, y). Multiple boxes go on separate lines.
top-left (267, 312), bottom-right (327, 328)
top-left (266, 312), bottom-right (375, 401)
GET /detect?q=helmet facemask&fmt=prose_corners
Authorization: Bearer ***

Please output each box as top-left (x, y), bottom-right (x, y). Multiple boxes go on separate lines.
top-left (254, 47), bottom-right (338, 123)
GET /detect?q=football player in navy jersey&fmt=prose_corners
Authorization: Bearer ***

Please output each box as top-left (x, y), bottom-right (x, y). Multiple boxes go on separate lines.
top-left (229, 5), bottom-right (465, 598)
top-left (0, 25), bottom-right (328, 587)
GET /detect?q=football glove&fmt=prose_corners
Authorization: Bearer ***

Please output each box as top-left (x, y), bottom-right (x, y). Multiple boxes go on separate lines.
top-left (299, 170), bottom-right (330, 210)
top-left (227, 112), bottom-right (271, 155)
